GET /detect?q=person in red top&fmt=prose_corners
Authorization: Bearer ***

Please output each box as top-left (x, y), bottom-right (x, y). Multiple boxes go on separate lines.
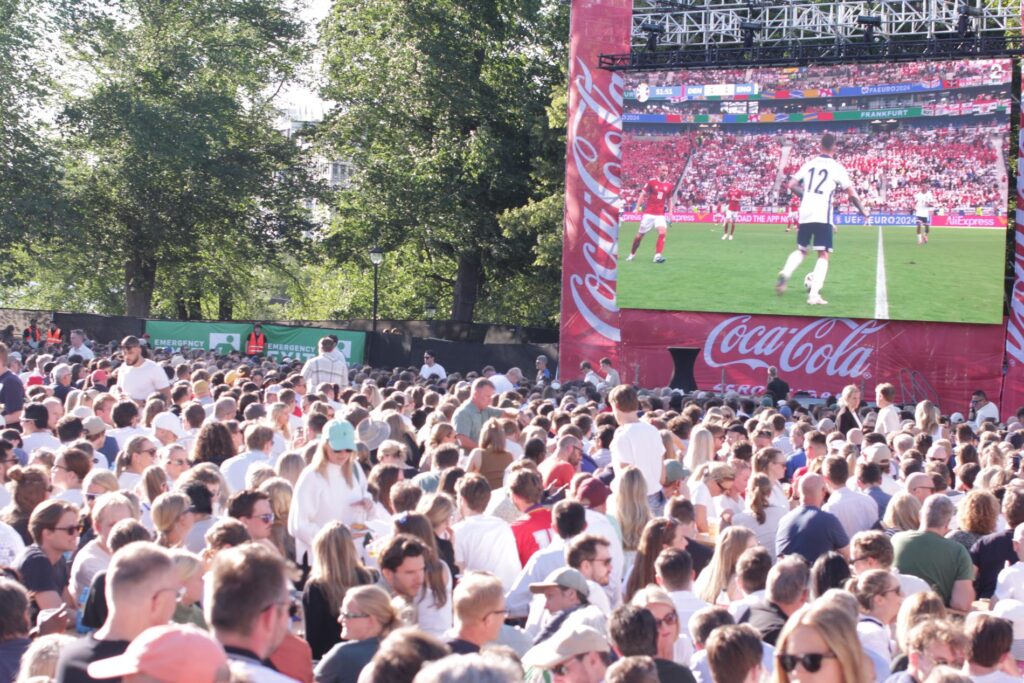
top-left (508, 468), bottom-right (553, 567)
top-left (786, 192), bottom-right (800, 233)
top-left (539, 435), bottom-right (581, 490)
top-left (722, 187), bottom-right (743, 240)
top-left (627, 164), bottom-right (674, 264)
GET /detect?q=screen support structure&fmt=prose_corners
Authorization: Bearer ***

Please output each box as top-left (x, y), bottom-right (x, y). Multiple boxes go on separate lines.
top-left (604, 0), bottom-right (1020, 70)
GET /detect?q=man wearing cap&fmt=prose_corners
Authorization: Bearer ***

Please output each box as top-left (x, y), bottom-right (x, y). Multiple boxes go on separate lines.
top-left (150, 412), bottom-right (186, 447)
top-left (0, 343), bottom-right (25, 428)
top-left (577, 477), bottom-right (625, 607)
top-left (528, 567), bottom-right (605, 645)
top-left (20, 403), bottom-right (60, 454)
top-left (522, 625), bottom-right (611, 683)
top-left (57, 543), bottom-right (180, 683)
top-left (87, 624), bottom-right (230, 683)
top-left (115, 336), bottom-right (170, 404)
top-left (651, 460), bottom-right (686, 518)
top-left (83, 416), bottom-right (119, 469)
top-left (219, 425), bottom-right (275, 494)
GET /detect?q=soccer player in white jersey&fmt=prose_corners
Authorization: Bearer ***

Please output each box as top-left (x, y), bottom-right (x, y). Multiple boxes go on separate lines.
top-left (914, 189), bottom-right (936, 245)
top-left (627, 164), bottom-right (674, 263)
top-left (774, 133), bottom-right (870, 305)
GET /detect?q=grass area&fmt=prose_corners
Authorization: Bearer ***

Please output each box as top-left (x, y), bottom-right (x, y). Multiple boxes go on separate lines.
top-left (616, 221), bottom-right (1005, 323)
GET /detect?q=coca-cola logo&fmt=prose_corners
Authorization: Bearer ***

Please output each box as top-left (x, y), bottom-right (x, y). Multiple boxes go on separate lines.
top-left (703, 315), bottom-right (888, 378)
top-left (566, 57), bottom-right (624, 343)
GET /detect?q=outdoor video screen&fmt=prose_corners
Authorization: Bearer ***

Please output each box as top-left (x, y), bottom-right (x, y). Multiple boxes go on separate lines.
top-left (616, 59), bottom-right (1011, 324)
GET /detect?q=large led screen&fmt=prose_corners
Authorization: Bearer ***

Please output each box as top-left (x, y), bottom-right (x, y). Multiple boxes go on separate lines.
top-left (616, 59), bottom-right (1011, 324)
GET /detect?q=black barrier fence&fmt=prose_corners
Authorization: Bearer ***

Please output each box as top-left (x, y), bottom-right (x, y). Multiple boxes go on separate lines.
top-left (367, 334), bottom-right (558, 378)
top-left (54, 312), bottom-right (144, 344)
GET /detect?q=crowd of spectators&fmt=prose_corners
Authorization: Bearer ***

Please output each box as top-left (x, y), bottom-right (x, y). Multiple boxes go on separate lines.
top-left (620, 122), bottom-right (1007, 215)
top-left (2, 332), bottom-right (1024, 683)
top-left (623, 59), bottom-right (1009, 97)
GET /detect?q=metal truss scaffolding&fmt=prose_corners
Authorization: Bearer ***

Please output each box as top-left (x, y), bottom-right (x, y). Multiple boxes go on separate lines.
top-left (604, 0), bottom-right (1022, 70)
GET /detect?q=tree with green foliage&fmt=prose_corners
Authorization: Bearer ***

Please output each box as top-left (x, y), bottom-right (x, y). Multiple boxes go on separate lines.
top-left (48, 0), bottom-right (326, 318)
top-left (317, 0), bottom-right (569, 324)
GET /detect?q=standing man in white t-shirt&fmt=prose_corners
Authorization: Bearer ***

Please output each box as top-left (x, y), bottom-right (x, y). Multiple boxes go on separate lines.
top-left (775, 132), bottom-right (870, 306)
top-left (874, 382), bottom-right (901, 437)
top-left (970, 389), bottom-right (1000, 428)
top-left (420, 350), bottom-right (447, 381)
top-left (914, 189), bottom-right (935, 245)
top-left (115, 336), bottom-right (171, 404)
top-left (608, 385), bottom-right (665, 502)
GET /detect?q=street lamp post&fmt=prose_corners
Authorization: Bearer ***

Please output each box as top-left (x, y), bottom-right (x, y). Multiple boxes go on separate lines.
top-left (369, 246), bottom-right (384, 333)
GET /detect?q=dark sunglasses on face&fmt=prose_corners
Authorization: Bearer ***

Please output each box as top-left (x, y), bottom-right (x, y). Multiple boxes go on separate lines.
top-left (777, 652), bottom-right (837, 674)
top-left (552, 654), bottom-right (585, 676)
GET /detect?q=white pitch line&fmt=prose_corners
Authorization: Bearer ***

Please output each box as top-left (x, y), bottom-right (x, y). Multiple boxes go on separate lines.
top-left (874, 222), bottom-right (890, 320)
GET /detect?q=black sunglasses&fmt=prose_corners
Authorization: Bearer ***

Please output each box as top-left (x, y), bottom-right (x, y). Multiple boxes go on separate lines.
top-left (777, 652), bottom-right (837, 674)
top-left (552, 654), bottom-right (585, 676)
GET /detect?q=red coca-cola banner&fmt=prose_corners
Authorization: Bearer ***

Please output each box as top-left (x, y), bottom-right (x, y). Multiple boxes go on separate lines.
top-left (619, 310), bottom-right (1005, 408)
top-left (1001, 104), bottom-right (1024, 413)
top-left (558, 0), bottom-right (1014, 414)
top-left (559, 0), bottom-right (632, 377)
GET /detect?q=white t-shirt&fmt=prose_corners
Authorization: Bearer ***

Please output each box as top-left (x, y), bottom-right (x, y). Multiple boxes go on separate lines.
top-left (610, 421), bottom-right (665, 495)
top-left (914, 191), bottom-right (935, 218)
top-left (974, 401), bottom-right (1000, 428)
top-left (107, 426), bottom-right (153, 451)
top-left (419, 363), bottom-right (447, 380)
top-left (995, 562), bottom-right (1024, 602)
top-left (117, 359), bottom-right (170, 402)
top-left (794, 155), bottom-right (853, 225)
top-left (451, 513), bottom-right (522, 588)
top-left (21, 431), bottom-right (60, 455)
top-left (489, 374), bottom-right (515, 394)
top-left (876, 404), bottom-right (901, 436)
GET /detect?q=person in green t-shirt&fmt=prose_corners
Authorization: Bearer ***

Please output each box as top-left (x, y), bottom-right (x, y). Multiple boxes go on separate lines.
top-left (892, 494), bottom-right (975, 610)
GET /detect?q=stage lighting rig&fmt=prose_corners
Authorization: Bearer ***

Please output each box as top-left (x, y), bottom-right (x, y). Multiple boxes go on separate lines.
top-left (640, 21), bottom-right (666, 51)
top-left (857, 14), bottom-right (882, 43)
top-left (740, 20), bottom-right (764, 49)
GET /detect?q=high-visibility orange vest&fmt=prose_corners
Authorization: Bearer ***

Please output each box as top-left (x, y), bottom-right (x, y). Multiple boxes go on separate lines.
top-left (246, 332), bottom-right (265, 355)
top-left (23, 326), bottom-right (40, 342)
top-left (46, 328), bottom-right (62, 345)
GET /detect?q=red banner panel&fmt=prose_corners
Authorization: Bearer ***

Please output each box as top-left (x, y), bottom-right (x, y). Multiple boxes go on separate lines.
top-left (1003, 106), bottom-right (1024, 413)
top-left (559, 0), bottom-right (633, 376)
top-left (619, 309), bottom-right (1004, 408)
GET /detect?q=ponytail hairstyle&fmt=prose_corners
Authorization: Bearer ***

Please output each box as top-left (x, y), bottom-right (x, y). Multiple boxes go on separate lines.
top-left (747, 473), bottom-right (773, 525)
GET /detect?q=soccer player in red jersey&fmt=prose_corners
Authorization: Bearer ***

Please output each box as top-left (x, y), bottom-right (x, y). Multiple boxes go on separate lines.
top-left (627, 164), bottom-right (674, 263)
top-left (722, 188), bottom-right (742, 240)
top-left (786, 192), bottom-right (800, 233)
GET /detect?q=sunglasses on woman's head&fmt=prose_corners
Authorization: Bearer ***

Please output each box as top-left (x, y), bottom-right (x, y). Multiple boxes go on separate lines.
top-left (777, 652), bottom-right (837, 674)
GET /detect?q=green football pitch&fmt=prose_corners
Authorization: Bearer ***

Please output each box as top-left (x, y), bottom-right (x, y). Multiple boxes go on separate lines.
top-left (616, 221), bottom-right (1006, 324)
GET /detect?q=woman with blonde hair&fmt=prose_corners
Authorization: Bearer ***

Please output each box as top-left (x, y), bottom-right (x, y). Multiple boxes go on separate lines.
top-left (694, 525), bottom-right (756, 604)
top-left (849, 569), bottom-right (903, 661)
top-left (732, 473), bottom-right (788, 557)
top-left (974, 465), bottom-right (1011, 491)
top-left (169, 548), bottom-right (206, 628)
top-left (268, 401), bottom-right (293, 449)
top-left (302, 521), bottom-right (378, 659)
top-left (114, 435), bottom-right (158, 490)
top-left (464, 419), bottom-right (513, 489)
top-left (690, 462), bottom-right (736, 535)
top-left (275, 451), bottom-right (305, 487)
top-left (915, 400), bottom-right (943, 440)
top-left (419, 422), bottom-right (457, 471)
top-left (314, 585), bottom-right (402, 683)
top-left (151, 491), bottom-right (195, 548)
top-left (882, 492), bottom-right (921, 536)
top-left (289, 419), bottom-right (374, 566)
top-left (416, 493), bottom-right (458, 582)
top-left (14, 633), bottom-right (76, 683)
top-left (895, 591), bottom-right (946, 654)
top-left (684, 426), bottom-right (716, 478)
top-left (383, 410), bottom-right (420, 469)
top-left (775, 601), bottom-right (871, 683)
top-left (259, 476), bottom-right (296, 561)
top-left (613, 467), bottom-right (652, 566)
top-left (947, 489), bottom-right (998, 551)
top-left (835, 385), bottom-right (863, 435)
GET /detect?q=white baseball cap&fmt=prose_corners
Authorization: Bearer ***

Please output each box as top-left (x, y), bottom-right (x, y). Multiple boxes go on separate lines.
top-left (152, 412), bottom-right (186, 439)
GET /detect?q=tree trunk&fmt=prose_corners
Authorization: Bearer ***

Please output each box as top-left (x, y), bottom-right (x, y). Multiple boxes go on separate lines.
top-left (124, 249), bottom-right (157, 318)
top-left (451, 250), bottom-right (482, 322)
top-left (218, 289), bottom-right (233, 321)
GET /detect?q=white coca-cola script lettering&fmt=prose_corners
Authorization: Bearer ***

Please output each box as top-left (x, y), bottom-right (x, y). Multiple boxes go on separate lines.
top-left (567, 57), bottom-right (624, 343)
top-left (703, 316), bottom-right (888, 378)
